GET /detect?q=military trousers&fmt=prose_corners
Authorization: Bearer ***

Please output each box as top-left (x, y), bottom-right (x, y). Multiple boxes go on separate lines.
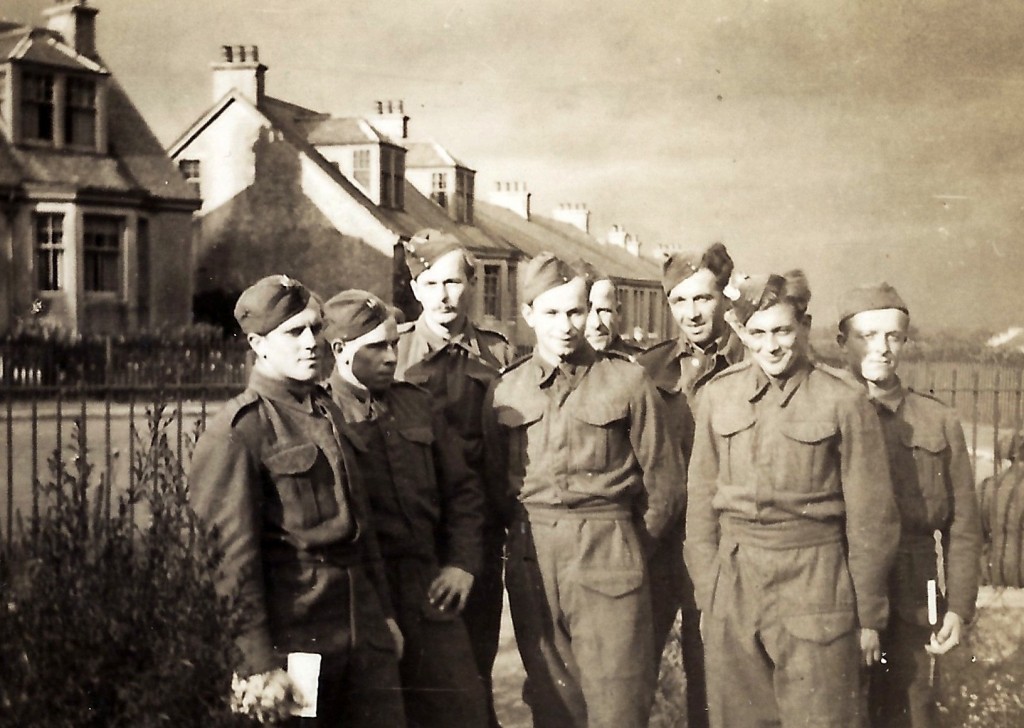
top-left (505, 505), bottom-right (656, 728)
top-left (649, 513), bottom-right (709, 728)
top-left (283, 642), bottom-right (406, 728)
top-left (867, 617), bottom-right (940, 728)
top-left (386, 557), bottom-right (489, 728)
top-left (704, 526), bottom-right (862, 728)
top-left (459, 530), bottom-right (506, 728)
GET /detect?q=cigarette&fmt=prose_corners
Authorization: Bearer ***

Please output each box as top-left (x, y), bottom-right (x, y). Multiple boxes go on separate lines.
top-left (927, 579), bottom-right (938, 627)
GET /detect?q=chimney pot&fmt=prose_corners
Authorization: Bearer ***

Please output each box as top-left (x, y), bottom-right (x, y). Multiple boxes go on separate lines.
top-left (376, 100), bottom-right (383, 114)
top-left (222, 45), bottom-right (233, 62)
top-left (398, 99), bottom-right (404, 113)
top-left (251, 45), bottom-right (259, 62)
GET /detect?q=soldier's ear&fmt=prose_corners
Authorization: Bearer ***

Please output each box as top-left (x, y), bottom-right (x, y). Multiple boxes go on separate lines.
top-left (247, 332), bottom-right (265, 357)
top-left (836, 332), bottom-right (848, 348)
top-left (331, 340), bottom-right (346, 356)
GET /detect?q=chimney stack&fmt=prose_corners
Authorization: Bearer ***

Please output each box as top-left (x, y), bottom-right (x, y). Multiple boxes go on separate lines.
top-left (370, 99), bottom-right (409, 141)
top-left (606, 225), bottom-right (641, 256)
top-left (211, 44), bottom-right (266, 104)
top-left (552, 203), bottom-right (590, 235)
top-left (44, 0), bottom-right (99, 60)
top-left (489, 181), bottom-right (531, 221)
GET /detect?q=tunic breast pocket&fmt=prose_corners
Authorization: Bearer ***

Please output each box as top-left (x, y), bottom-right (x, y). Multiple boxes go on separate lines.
top-left (897, 428), bottom-right (950, 529)
top-left (711, 411), bottom-right (755, 484)
top-left (777, 420), bottom-right (839, 491)
top-left (396, 425), bottom-right (438, 491)
top-left (496, 405), bottom-right (543, 476)
top-left (570, 401), bottom-right (628, 472)
top-left (264, 442), bottom-right (330, 530)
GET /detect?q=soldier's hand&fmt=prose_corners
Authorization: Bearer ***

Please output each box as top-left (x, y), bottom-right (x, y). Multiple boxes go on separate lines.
top-left (428, 566), bottom-right (475, 614)
top-left (925, 612), bottom-right (964, 655)
top-left (386, 617), bottom-right (404, 660)
top-left (860, 628), bottom-right (882, 667)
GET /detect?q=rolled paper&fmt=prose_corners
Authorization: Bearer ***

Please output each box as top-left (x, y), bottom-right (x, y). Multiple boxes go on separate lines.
top-left (927, 579), bottom-right (938, 627)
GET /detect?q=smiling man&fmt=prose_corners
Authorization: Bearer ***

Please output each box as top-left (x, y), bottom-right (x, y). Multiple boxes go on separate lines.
top-left (636, 242), bottom-right (743, 728)
top-left (395, 229), bottom-right (515, 726)
top-left (685, 271), bottom-right (900, 728)
top-left (322, 289), bottom-right (488, 728)
top-left (483, 253), bottom-right (685, 728)
top-left (836, 283), bottom-right (981, 728)
top-left (188, 275), bottom-right (405, 727)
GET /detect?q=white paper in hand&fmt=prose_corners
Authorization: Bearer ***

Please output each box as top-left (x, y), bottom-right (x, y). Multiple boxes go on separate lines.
top-left (287, 652), bottom-right (321, 718)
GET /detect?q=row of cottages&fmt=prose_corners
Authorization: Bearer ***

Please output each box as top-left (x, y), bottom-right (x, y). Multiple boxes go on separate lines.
top-left (0, 1), bottom-right (198, 336)
top-left (170, 45), bottom-right (669, 348)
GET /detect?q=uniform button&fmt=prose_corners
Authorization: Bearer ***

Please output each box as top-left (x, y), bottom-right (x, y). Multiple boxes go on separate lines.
top-left (691, 359), bottom-right (700, 367)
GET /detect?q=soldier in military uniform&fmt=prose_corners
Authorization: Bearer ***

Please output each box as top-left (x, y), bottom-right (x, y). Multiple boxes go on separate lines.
top-left (685, 271), bottom-right (900, 727)
top-left (321, 289), bottom-right (489, 727)
top-left (582, 265), bottom-right (646, 358)
top-left (395, 229), bottom-right (515, 725)
top-left (836, 283), bottom-right (982, 727)
top-left (635, 243), bottom-right (743, 728)
top-left (188, 275), bottom-right (406, 727)
top-left (483, 253), bottom-right (686, 728)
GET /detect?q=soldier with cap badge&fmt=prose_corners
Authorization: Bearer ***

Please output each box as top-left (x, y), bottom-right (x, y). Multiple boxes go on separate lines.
top-left (685, 270), bottom-right (900, 727)
top-left (395, 228), bottom-right (515, 725)
top-left (483, 252), bottom-right (686, 728)
top-left (635, 242), bottom-right (744, 728)
top-left (836, 283), bottom-right (981, 727)
top-left (188, 275), bottom-right (406, 726)
top-left (321, 289), bottom-right (489, 727)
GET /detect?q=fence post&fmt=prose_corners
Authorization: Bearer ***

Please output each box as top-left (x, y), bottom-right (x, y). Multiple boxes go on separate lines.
top-left (971, 369), bottom-right (980, 480)
top-left (104, 336), bottom-right (113, 386)
top-left (994, 369), bottom-right (1003, 477)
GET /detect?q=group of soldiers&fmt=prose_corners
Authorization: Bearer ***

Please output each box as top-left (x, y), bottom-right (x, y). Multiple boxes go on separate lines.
top-left (188, 231), bottom-right (982, 728)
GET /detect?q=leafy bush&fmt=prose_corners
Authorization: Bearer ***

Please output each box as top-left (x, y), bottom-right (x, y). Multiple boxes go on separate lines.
top-left (0, 407), bottom-right (252, 727)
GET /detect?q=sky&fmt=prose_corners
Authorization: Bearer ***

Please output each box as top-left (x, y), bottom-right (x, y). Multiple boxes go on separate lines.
top-left (5, 0), bottom-right (1024, 331)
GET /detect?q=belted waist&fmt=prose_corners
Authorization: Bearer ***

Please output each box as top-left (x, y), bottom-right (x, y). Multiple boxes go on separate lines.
top-left (719, 515), bottom-right (844, 551)
top-left (518, 502), bottom-right (634, 524)
top-left (265, 538), bottom-right (366, 568)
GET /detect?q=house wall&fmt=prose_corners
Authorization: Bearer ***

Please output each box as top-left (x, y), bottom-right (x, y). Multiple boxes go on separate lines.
top-left (147, 210), bottom-right (195, 329)
top-left (191, 126), bottom-right (395, 308)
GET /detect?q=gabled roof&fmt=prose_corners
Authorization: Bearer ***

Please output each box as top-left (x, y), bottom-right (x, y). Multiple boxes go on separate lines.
top-left (405, 140), bottom-right (472, 171)
top-left (0, 25), bottom-right (107, 74)
top-left (474, 201), bottom-right (660, 285)
top-left (299, 115), bottom-right (393, 146)
top-left (171, 88), bottom-right (517, 258)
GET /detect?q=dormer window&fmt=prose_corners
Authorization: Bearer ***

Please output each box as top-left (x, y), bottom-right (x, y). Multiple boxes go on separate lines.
top-left (65, 77), bottom-right (97, 147)
top-left (22, 71), bottom-right (55, 142)
top-left (431, 172), bottom-right (448, 209)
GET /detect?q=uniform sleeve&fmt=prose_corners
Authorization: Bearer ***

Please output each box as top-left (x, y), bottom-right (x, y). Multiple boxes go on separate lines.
top-left (629, 372), bottom-right (686, 540)
top-left (432, 406), bottom-right (485, 576)
top-left (838, 392), bottom-right (901, 630)
top-left (943, 413), bottom-right (983, 622)
top-left (683, 390), bottom-right (722, 613)
top-left (481, 380), bottom-right (515, 528)
top-left (188, 428), bottom-right (277, 676)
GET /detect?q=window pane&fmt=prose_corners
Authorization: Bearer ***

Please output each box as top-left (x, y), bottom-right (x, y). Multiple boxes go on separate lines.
top-left (83, 216), bottom-right (123, 293)
top-left (353, 149), bottom-right (371, 189)
top-left (483, 264), bottom-right (501, 318)
top-left (33, 213), bottom-right (64, 291)
top-left (22, 73), bottom-right (54, 141)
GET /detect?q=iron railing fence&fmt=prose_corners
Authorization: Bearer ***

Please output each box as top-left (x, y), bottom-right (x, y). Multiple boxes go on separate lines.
top-left (1, 382), bottom-right (243, 556)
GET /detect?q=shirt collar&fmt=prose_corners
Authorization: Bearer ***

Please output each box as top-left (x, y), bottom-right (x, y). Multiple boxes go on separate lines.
top-left (868, 378), bottom-right (906, 413)
top-left (415, 314), bottom-right (482, 357)
top-left (747, 357), bottom-right (811, 405)
top-left (531, 344), bottom-right (596, 386)
top-left (249, 368), bottom-right (315, 413)
top-left (327, 370), bottom-right (380, 421)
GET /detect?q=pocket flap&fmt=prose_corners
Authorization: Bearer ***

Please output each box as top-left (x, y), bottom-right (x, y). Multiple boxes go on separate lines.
top-left (264, 443), bottom-right (320, 475)
top-left (574, 400), bottom-right (629, 426)
top-left (780, 420), bottom-right (837, 444)
top-left (712, 411), bottom-right (756, 437)
top-left (399, 425), bottom-right (434, 445)
top-left (899, 424), bottom-right (948, 453)
top-left (577, 569), bottom-right (644, 598)
top-left (495, 404), bottom-right (543, 428)
top-left (782, 609), bottom-right (856, 644)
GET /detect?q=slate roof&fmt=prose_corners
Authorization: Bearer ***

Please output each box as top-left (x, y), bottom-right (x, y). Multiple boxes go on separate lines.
top-left (474, 201), bottom-right (660, 285)
top-left (0, 21), bottom-right (192, 204)
top-left (298, 115), bottom-right (393, 146)
top-left (405, 140), bottom-right (471, 170)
